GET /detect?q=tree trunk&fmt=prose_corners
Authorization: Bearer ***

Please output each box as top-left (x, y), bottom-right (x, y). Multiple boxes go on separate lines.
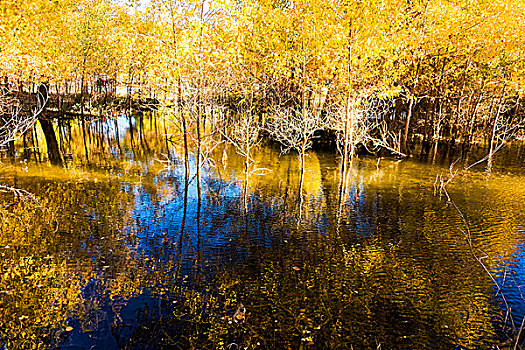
top-left (402, 97), bottom-right (414, 155)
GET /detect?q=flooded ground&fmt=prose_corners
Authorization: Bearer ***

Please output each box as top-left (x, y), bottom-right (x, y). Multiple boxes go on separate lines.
top-left (1, 114), bottom-right (525, 349)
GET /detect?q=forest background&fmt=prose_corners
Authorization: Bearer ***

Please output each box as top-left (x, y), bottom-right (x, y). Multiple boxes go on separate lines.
top-left (1, 0), bottom-right (525, 166)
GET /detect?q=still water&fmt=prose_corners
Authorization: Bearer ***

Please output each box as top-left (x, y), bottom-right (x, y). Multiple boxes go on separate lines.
top-left (1, 115), bottom-right (525, 349)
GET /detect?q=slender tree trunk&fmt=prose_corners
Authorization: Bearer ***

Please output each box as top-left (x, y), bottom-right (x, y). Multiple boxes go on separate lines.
top-left (344, 18), bottom-right (354, 164)
top-left (195, 0), bottom-right (206, 200)
top-left (487, 88), bottom-right (507, 173)
top-left (402, 97), bottom-right (414, 155)
top-left (432, 103), bottom-right (443, 164)
top-left (179, 77), bottom-right (189, 181)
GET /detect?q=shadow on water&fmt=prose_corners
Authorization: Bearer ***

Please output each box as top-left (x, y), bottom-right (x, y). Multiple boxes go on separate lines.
top-left (1, 114), bottom-right (525, 349)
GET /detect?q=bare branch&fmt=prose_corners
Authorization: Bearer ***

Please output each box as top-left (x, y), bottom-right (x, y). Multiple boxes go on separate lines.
top-left (0, 84), bottom-right (48, 150)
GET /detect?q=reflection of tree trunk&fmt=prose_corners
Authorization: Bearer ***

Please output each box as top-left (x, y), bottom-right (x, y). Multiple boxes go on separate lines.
top-left (138, 114), bottom-right (150, 153)
top-left (243, 152), bottom-right (250, 212)
top-left (58, 118), bottom-right (65, 155)
top-left (175, 172), bottom-right (189, 281)
top-left (128, 113), bottom-right (135, 150)
top-left (196, 168), bottom-right (203, 283)
top-left (6, 140), bottom-right (15, 157)
top-left (98, 118), bottom-right (106, 154)
top-left (114, 115), bottom-right (122, 155)
top-left (162, 113), bottom-right (170, 156)
top-left (32, 126), bottom-right (42, 162)
top-left (298, 147), bottom-right (305, 221)
top-left (298, 166), bottom-right (304, 221)
top-left (37, 84), bottom-right (62, 165)
top-left (25, 128), bottom-right (33, 161)
top-left (81, 118), bottom-right (90, 162)
top-left (38, 117), bottom-right (62, 165)
top-left (242, 150), bottom-right (250, 236)
top-left (180, 179), bottom-right (189, 250)
top-left (337, 159), bottom-right (351, 227)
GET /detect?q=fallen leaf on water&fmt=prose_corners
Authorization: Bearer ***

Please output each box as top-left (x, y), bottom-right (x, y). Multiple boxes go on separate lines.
top-left (233, 303), bottom-right (246, 323)
top-left (292, 266), bottom-right (301, 271)
top-left (301, 336), bottom-right (314, 346)
top-left (65, 326), bottom-right (73, 332)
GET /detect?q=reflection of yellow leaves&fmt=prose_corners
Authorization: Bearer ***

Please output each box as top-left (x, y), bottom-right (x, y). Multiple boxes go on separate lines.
top-left (0, 256), bottom-right (85, 348)
top-left (215, 146), bottom-right (324, 199)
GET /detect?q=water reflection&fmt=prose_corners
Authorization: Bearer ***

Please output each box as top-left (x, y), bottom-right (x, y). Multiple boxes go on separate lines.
top-left (0, 115), bottom-right (524, 348)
